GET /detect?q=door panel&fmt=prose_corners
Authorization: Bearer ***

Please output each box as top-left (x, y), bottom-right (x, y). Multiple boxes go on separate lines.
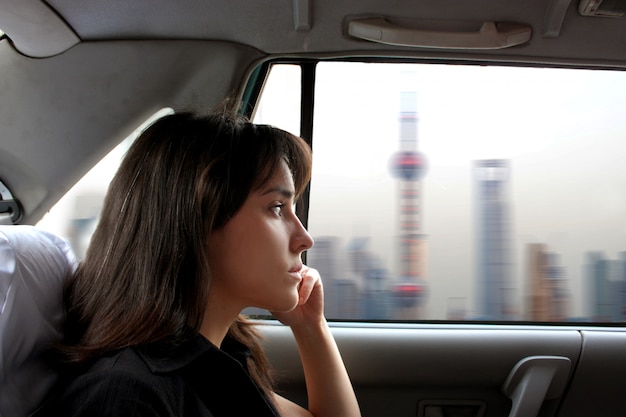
top-left (259, 323), bottom-right (585, 417)
top-left (558, 331), bottom-right (626, 416)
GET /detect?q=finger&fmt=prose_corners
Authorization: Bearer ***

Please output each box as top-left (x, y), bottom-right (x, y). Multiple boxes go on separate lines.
top-left (298, 267), bottom-right (319, 305)
top-left (298, 275), bottom-right (315, 305)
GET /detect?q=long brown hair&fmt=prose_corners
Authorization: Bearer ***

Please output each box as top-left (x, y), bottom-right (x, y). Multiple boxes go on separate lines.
top-left (62, 111), bottom-right (312, 394)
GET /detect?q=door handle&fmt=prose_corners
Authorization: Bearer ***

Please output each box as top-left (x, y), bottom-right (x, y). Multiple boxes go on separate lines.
top-left (502, 356), bottom-right (571, 417)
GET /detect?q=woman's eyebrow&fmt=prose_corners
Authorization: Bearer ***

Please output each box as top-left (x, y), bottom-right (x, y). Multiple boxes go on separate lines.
top-left (261, 187), bottom-right (295, 198)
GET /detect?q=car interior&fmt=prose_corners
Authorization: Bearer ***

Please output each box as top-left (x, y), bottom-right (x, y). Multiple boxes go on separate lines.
top-left (2, 0), bottom-right (626, 416)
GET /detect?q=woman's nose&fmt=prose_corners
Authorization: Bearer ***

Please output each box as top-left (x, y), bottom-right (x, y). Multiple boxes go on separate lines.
top-left (292, 216), bottom-right (314, 253)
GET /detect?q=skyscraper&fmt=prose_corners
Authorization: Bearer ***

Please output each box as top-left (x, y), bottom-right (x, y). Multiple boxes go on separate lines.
top-left (526, 243), bottom-right (569, 321)
top-left (586, 252), bottom-right (626, 322)
top-left (474, 159), bottom-right (515, 320)
top-left (307, 236), bottom-right (360, 319)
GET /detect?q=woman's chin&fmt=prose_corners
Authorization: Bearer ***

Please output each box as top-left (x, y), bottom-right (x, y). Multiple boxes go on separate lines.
top-left (267, 294), bottom-right (300, 313)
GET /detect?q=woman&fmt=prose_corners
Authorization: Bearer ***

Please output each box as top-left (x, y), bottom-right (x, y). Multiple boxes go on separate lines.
top-left (43, 112), bottom-right (361, 417)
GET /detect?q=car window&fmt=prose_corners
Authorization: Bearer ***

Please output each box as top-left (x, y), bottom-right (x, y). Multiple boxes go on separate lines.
top-left (36, 108), bottom-right (173, 259)
top-left (252, 64), bottom-right (302, 136)
top-left (253, 61), bottom-right (626, 323)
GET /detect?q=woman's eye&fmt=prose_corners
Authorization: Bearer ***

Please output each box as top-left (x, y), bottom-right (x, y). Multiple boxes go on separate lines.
top-left (271, 204), bottom-right (284, 216)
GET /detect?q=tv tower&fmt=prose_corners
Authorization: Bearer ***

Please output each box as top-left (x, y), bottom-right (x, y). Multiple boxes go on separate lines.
top-left (389, 91), bottom-right (428, 318)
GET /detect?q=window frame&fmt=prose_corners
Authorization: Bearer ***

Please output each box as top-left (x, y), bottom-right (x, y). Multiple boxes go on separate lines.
top-left (242, 57), bottom-right (626, 327)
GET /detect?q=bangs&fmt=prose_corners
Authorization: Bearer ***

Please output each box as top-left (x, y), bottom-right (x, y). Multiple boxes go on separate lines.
top-left (251, 126), bottom-right (312, 198)
top-left (205, 116), bottom-right (313, 230)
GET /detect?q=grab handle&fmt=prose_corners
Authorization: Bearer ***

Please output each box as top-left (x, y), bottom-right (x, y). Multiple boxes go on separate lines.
top-left (348, 18), bottom-right (532, 50)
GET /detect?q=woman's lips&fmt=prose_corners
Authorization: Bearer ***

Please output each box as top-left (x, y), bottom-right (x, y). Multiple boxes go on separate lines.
top-left (289, 264), bottom-right (303, 281)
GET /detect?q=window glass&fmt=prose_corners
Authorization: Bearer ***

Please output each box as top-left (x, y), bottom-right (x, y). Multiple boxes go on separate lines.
top-left (255, 62), bottom-right (626, 323)
top-left (252, 64), bottom-right (301, 136)
top-left (36, 108), bottom-right (173, 258)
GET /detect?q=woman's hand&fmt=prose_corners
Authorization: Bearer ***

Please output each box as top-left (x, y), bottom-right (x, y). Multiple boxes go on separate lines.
top-left (270, 265), bottom-right (362, 417)
top-left (271, 265), bottom-right (324, 328)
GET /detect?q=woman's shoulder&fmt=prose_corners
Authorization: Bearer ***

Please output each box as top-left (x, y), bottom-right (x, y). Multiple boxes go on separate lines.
top-left (36, 334), bottom-right (265, 417)
top-left (83, 346), bottom-right (178, 386)
top-left (39, 347), bottom-right (189, 417)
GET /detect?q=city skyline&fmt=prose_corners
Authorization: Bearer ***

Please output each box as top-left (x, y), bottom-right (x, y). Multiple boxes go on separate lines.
top-left (308, 62), bottom-right (626, 320)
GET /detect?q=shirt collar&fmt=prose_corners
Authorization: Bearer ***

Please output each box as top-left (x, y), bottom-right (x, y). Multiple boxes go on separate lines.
top-left (136, 333), bottom-right (251, 374)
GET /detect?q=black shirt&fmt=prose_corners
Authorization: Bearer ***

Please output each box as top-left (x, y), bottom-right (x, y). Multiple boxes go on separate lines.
top-left (40, 335), bottom-right (281, 417)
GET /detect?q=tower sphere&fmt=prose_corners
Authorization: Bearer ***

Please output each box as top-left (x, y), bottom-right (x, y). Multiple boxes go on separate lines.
top-left (390, 151), bottom-right (427, 181)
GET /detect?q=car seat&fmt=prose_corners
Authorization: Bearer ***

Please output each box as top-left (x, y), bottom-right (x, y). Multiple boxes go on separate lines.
top-left (0, 226), bottom-right (77, 417)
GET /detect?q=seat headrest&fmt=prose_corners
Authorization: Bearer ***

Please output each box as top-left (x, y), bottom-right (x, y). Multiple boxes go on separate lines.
top-left (0, 225), bottom-right (77, 417)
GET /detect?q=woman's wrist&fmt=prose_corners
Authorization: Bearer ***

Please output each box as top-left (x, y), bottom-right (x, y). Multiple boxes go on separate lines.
top-left (289, 317), bottom-right (330, 344)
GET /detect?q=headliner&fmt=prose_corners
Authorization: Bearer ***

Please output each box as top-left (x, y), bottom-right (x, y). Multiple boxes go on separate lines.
top-left (0, 0), bottom-right (624, 66)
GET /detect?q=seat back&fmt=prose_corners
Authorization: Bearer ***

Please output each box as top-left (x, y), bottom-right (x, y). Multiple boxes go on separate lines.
top-left (0, 226), bottom-right (77, 417)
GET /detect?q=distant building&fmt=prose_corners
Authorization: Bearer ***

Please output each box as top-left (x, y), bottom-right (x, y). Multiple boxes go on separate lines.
top-left (307, 236), bottom-right (361, 319)
top-left (347, 237), bottom-right (392, 320)
top-left (586, 252), bottom-right (626, 322)
top-left (526, 244), bottom-right (570, 321)
top-left (474, 159), bottom-right (515, 320)
top-left (389, 91), bottom-right (428, 319)
top-left (619, 252), bottom-right (626, 321)
top-left (307, 236), bottom-right (359, 319)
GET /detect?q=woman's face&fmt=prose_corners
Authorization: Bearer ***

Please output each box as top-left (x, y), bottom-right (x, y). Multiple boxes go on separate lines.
top-left (207, 160), bottom-right (314, 314)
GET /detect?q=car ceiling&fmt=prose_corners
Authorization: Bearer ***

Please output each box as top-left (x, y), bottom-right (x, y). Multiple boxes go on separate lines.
top-left (1, 0), bottom-right (625, 64)
top-left (1, 0), bottom-right (626, 224)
